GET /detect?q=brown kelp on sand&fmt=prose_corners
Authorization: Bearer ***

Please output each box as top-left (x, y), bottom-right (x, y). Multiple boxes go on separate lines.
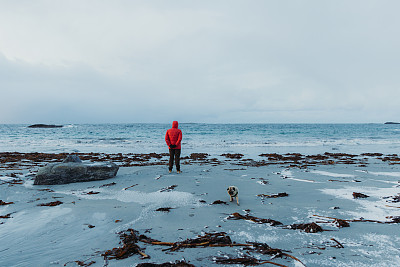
top-left (1, 152), bottom-right (400, 170)
top-left (101, 229), bottom-right (305, 266)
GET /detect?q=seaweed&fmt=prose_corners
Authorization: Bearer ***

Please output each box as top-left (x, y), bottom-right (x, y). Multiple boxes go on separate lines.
top-left (257, 193), bottom-right (288, 198)
top-left (100, 182), bottom-right (117, 187)
top-left (0, 213), bottom-right (12, 219)
top-left (102, 229), bottom-right (307, 266)
top-left (330, 238), bottom-right (344, 248)
top-left (0, 151), bottom-right (396, 170)
top-left (37, 201), bottom-right (63, 206)
top-left (160, 185), bottom-right (178, 192)
top-left (387, 216), bottom-right (400, 223)
top-left (211, 200), bottom-right (228, 205)
top-left (0, 200), bottom-right (14, 205)
top-left (333, 219), bottom-right (350, 228)
top-left (352, 192), bottom-right (369, 199)
top-left (214, 255), bottom-right (294, 266)
top-left (258, 180), bottom-right (269, 185)
top-left (140, 232), bottom-right (252, 252)
top-left (189, 153), bottom-right (209, 160)
top-left (63, 260), bottom-right (96, 266)
top-left (102, 229), bottom-right (149, 260)
top-left (259, 153), bottom-right (284, 160)
top-left (313, 214), bottom-right (399, 225)
top-left (37, 188), bottom-right (55, 192)
top-left (136, 260), bottom-right (195, 267)
top-left (228, 212), bottom-right (283, 226)
top-left (289, 222), bottom-right (324, 233)
top-left (361, 153), bottom-right (383, 157)
top-left (247, 242), bottom-right (306, 266)
top-left (123, 184), bottom-right (138, 190)
top-left (74, 260), bottom-right (96, 266)
top-left (1, 178), bottom-right (24, 185)
top-left (156, 207), bottom-right (174, 212)
top-left (214, 256), bottom-right (263, 265)
top-left (387, 195), bottom-right (400, 203)
top-left (165, 232), bottom-right (235, 251)
top-left (221, 153), bottom-right (244, 159)
top-left (84, 191), bottom-right (100, 195)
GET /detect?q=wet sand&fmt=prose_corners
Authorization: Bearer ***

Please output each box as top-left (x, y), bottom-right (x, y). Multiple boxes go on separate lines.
top-left (1, 152), bottom-right (399, 266)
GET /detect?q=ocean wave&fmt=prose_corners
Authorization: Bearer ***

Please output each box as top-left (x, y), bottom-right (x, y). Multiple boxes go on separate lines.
top-left (206, 138), bottom-right (400, 148)
top-left (1, 124), bottom-right (400, 155)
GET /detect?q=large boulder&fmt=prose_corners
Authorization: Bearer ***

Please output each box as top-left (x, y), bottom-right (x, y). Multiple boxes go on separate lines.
top-left (34, 155), bottom-right (119, 185)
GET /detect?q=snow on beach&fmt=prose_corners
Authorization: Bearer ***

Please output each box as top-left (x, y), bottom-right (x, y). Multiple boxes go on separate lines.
top-left (1, 152), bottom-right (400, 266)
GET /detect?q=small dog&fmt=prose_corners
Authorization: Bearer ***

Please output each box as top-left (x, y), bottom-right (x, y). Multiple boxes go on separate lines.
top-left (227, 186), bottom-right (239, 206)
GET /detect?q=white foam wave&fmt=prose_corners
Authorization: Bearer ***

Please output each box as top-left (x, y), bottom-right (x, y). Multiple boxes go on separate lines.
top-left (221, 138), bottom-right (400, 148)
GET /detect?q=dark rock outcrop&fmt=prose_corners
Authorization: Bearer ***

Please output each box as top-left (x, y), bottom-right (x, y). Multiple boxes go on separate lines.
top-left (34, 155), bottom-right (118, 185)
top-left (28, 124), bottom-right (63, 128)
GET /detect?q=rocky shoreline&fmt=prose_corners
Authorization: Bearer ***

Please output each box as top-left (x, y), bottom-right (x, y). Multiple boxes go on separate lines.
top-left (1, 151), bottom-right (399, 171)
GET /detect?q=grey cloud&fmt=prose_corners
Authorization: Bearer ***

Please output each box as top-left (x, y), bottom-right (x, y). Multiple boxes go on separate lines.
top-left (1, 1), bottom-right (400, 123)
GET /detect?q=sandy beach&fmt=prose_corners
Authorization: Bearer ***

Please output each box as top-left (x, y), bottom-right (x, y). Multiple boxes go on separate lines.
top-left (2, 0), bottom-right (400, 264)
top-left (1, 152), bottom-right (399, 266)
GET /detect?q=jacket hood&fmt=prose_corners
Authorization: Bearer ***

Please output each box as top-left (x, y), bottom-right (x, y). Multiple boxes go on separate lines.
top-left (172, 121), bottom-right (179, 128)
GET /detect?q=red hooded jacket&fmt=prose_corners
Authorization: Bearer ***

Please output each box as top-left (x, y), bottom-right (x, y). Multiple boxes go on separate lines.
top-left (165, 121), bottom-right (182, 149)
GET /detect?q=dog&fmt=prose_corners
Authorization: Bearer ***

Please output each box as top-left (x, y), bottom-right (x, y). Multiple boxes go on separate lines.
top-left (227, 186), bottom-right (239, 206)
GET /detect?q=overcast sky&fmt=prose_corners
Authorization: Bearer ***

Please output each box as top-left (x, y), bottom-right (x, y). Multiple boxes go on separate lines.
top-left (1, 0), bottom-right (399, 124)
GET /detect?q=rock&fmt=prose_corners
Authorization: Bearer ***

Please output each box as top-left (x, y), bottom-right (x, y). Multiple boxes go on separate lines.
top-left (62, 155), bottom-right (82, 163)
top-left (34, 155), bottom-right (119, 185)
top-left (28, 124), bottom-right (63, 128)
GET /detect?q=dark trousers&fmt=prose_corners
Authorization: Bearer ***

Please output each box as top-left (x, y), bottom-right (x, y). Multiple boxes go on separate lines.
top-left (169, 149), bottom-right (181, 171)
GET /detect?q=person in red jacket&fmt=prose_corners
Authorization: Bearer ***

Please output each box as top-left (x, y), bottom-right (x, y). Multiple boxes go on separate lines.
top-left (165, 121), bottom-right (183, 173)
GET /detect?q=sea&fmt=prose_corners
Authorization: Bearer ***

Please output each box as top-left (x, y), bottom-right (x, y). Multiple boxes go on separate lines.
top-left (1, 123), bottom-right (399, 157)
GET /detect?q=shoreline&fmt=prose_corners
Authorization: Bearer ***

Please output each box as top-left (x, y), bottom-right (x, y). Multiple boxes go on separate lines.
top-left (0, 151), bottom-right (399, 169)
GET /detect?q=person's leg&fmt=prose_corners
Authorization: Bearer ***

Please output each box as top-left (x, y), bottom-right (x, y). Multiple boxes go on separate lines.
top-left (169, 149), bottom-right (174, 172)
top-left (175, 149), bottom-right (181, 172)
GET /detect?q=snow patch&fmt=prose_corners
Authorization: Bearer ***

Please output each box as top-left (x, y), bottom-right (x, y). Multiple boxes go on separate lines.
top-left (0, 176), bottom-right (14, 181)
top-left (286, 178), bottom-right (319, 183)
top-left (310, 170), bottom-right (356, 178)
top-left (56, 188), bottom-right (198, 207)
top-left (23, 180), bottom-right (34, 188)
top-left (368, 171), bottom-right (400, 177)
top-left (321, 186), bottom-right (400, 221)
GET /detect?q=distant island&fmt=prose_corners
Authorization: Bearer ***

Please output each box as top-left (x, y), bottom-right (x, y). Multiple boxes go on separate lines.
top-left (384, 122), bottom-right (400, 124)
top-left (28, 124), bottom-right (63, 128)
